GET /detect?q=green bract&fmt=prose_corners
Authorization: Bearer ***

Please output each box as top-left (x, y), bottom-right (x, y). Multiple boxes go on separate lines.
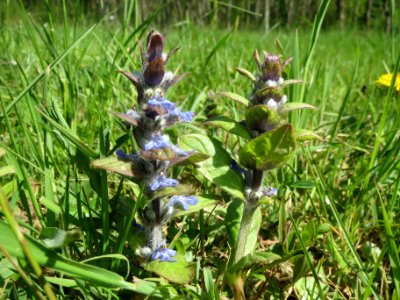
top-left (239, 124), bottom-right (297, 171)
top-left (245, 104), bottom-right (281, 133)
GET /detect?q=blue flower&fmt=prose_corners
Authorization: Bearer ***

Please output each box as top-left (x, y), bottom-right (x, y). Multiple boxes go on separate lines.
top-left (132, 219), bottom-right (145, 232)
top-left (151, 247), bottom-right (176, 262)
top-left (263, 187), bottom-right (278, 197)
top-left (149, 174), bottom-right (178, 191)
top-left (170, 144), bottom-right (190, 156)
top-left (116, 149), bottom-right (138, 161)
top-left (168, 195), bottom-right (198, 210)
top-left (172, 110), bottom-right (194, 123)
top-left (144, 134), bottom-right (190, 156)
top-left (230, 160), bottom-right (246, 174)
top-left (147, 98), bottom-right (176, 111)
top-left (147, 97), bottom-right (195, 123)
top-left (144, 134), bottom-right (172, 151)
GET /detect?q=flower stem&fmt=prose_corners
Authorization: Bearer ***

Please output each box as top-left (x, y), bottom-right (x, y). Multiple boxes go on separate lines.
top-left (230, 169), bottom-right (264, 300)
top-left (150, 198), bottom-right (164, 251)
top-left (233, 200), bottom-right (258, 264)
top-left (251, 169), bottom-right (264, 191)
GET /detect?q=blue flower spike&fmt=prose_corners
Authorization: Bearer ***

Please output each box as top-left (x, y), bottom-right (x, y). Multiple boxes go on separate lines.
top-left (151, 247), bottom-right (177, 262)
top-left (113, 31), bottom-right (197, 262)
top-left (168, 195), bottom-right (199, 210)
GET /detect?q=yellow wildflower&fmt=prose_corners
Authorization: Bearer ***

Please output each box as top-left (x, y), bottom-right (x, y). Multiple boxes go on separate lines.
top-left (376, 73), bottom-right (400, 91)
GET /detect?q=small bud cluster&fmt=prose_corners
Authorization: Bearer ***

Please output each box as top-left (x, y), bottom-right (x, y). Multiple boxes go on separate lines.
top-left (250, 50), bottom-right (298, 113)
top-left (116, 31), bottom-right (198, 262)
top-left (231, 50), bottom-right (300, 200)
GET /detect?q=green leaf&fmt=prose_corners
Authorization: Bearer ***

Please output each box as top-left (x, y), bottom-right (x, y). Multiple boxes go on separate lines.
top-left (38, 108), bottom-right (98, 159)
top-left (44, 276), bottom-right (78, 288)
top-left (292, 254), bottom-right (311, 283)
top-left (151, 184), bottom-right (193, 200)
top-left (0, 165), bottom-right (15, 177)
top-left (0, 259), bottom-right (15, 281)
top-left (174, 194), bottom-right (220, 217)
top-left (144, 254), bottom-right (195, 284)
top-left (203, 267), bottom-right (218, 300)
top-left (140, 147), bottom-right (177, 161)
top-left (179, 136), bottom-right (244, 200)
top-left (171, 151), bottom-right (210, 165)
top-left (230, 252), bottom-right (282, 273)
top-left (317, 223), bottom-right (331, 234)
top-left (4, 24), bottom-right (97, 113)
top-left (235, 67), bottom-right (256, 82)
top-left (91, 156), bottom-right (143, 178)
top-left (239, 124), bottom-right (297, 171)
top-left (289, 180), bottom-right (316, 189)
top-left (204, 116), bottom-right (251, 138)
top-left (0, 220), bottom-right (159, 295)
top-left (301, 221), bottom-right (316, 246)
top-left (178, 134), bottom-right (216, 157)
top-left (211, 91), bottom-right (250, 106)
top-left (295, 129), bottom-right (322, 141)
top-left (203, 31), bottom-right (231, 68)
top-left (295, 276), bottom-right (329, 297)
top-left (245, 104), bottom-right (280, 133)
top-left (244, 207), bottom-right (262, 256)
top-left (225, 198), bottom-right (243, 246)
top-left (254, 85), bottom-right (283, 100)
top-left (111, 111), bottom-right (139, 126)
top-left (39, 228), bottom-right (80, 249)
top-left (39, 196), bottom-right (62, 215)
top-left (279, 102), bottom-right (316, 113)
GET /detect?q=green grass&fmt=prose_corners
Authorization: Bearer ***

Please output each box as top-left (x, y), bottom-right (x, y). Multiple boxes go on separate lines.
top-left (1, 2), bottom-right (400, 299)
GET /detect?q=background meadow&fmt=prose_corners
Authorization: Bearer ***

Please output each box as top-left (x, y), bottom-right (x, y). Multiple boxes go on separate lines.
top-left (1, 0), bottom-right (400, 299)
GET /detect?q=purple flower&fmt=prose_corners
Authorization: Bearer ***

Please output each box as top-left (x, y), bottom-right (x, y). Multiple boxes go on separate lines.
top-left (149, 174), bottom-right (178, 191)
top-left (151, 247), bottom-right (176, 262)
top-left (168, 195), bottom-right (198, 210)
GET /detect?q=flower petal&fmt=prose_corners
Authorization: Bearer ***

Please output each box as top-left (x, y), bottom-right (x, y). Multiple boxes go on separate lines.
top-left (151, 247), bottom-right (176, 262)
top-left (168, 195), bottom-right (198, 210)
top-left (149, 175), bottom-right (178, 191)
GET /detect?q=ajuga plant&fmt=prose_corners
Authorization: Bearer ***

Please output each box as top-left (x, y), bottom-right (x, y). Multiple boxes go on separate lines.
top-left (93, 30), bottom-right (201, 265)
top-left (206, 50), bottom-right (318, 299)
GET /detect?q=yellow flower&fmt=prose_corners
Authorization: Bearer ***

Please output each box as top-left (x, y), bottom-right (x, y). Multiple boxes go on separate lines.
top-left (376, 73), bottom-right (400, 91)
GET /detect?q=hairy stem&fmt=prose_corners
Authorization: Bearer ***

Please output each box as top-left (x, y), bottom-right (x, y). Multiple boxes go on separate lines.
top-left (149, 198), bottom-right (164, 251)
top-left (230, 169), bottom-right (264, 300)
top-left (234, 200), bottom-right (258, 264)
top-left (251, 169), bottom-right (264, 192)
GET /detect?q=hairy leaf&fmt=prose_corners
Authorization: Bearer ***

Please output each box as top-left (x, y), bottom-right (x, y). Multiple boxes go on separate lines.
top-left (144, 255), bottom-right (195, 284)
top-left (246, 104), bottom-right (280, 133)
top-left (204, 116), bottom-right (250, 138)
top-left (279, 102), bottom-right (316, 113)
top-left (239, 124), bottom-right (297, 171)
